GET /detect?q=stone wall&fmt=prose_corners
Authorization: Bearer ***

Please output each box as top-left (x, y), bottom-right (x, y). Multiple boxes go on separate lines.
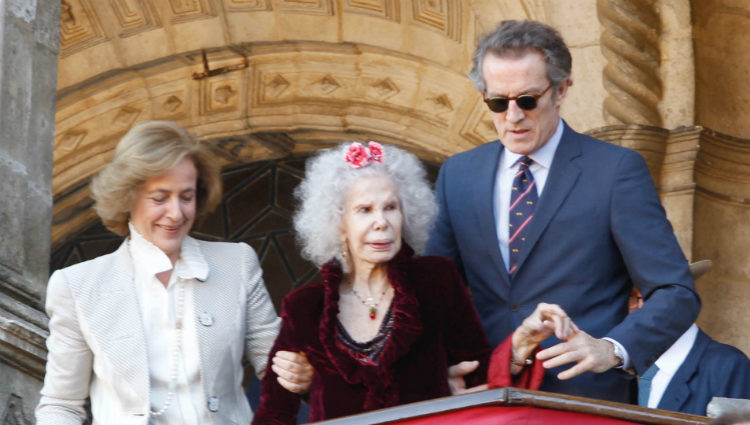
top-left (0, 0), bottom-right (60, 422)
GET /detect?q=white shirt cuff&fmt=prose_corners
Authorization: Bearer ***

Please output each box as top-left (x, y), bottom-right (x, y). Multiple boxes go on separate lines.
top-left (602, 337), bottom-right (631, 370)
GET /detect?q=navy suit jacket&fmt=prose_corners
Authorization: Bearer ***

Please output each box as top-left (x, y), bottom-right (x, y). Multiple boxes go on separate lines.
top-left (657, 329), bottom-right (750, 416)
top-left (425, 122), bottom-right (701, 403)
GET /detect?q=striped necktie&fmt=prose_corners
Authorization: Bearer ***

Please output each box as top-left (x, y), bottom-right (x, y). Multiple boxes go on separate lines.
top-left (508, 156), bottom-right (537, 275)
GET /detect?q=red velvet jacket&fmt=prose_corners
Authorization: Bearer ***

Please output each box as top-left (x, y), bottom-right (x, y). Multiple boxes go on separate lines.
top-left (253, 245), bottom-right (492, 424)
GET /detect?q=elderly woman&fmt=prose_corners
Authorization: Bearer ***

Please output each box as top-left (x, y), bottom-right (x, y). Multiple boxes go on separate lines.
top-left (36, 121), bottom-right (311, 425)
top-left (251, 142), bottom-right (486, 423)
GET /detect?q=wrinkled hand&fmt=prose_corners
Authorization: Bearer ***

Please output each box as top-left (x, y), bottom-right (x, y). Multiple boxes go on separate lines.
top-left (536, 330), bottom-right (620, 380)
top-left (271, 351), bottom-right (314, 394)
top-left (447, 361), bottom-right (489, 395)
top-left (512, 303), bottom-right (579, 361)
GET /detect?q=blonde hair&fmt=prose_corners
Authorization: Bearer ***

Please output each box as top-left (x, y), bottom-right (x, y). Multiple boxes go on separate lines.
top-left (91, 121), bottom-right (222, 235)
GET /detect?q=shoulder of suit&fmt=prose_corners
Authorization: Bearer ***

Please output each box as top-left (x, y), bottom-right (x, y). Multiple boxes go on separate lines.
top-left (54, 241), bottom-right (126, 280)
top-left (193, 238), bottom-right (251, 258)
top-left (698, 330), bottom-right (750, 363)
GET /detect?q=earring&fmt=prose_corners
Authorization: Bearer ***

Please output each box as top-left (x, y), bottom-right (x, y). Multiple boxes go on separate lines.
top-left (340, 239), bottom-right (349, 259)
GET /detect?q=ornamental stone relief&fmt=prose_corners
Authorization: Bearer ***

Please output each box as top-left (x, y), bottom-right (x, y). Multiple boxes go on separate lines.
top-left (278, 0), bottom-right (335, 16)
top-left (168, 0), bottom-right (216, 22)
top-left (411, 0), bottom-right (461, 41)
top-left (109, 0), bottom-right (161, 37)
top-left (225, 0), bottom-right (272, 12)
top-left (59, 0), bottom-right (107, 57)
top-left (343, 0), bottom-right (400, 21)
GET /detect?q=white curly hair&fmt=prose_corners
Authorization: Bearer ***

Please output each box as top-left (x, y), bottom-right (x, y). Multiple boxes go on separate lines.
top-left (294, 142), bottom-right (438, 269)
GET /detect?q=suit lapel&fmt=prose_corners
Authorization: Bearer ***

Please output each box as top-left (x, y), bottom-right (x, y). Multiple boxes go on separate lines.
top-left (658, 330), bottom-right (708, 411)
top-left (514, 123), bottom-right (582, 274)
top-left (472, 141), bottom-right (511, 290)
top-left (91, 242), bottom-right (150, 402)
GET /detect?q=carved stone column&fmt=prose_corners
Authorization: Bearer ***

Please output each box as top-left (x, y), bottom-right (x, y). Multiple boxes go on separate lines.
top-left (0, 0), bottom-right (60, 422)
top-left (597, 0), bottom-right (662, 127)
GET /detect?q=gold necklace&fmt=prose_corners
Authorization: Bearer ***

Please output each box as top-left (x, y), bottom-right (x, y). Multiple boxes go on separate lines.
top-left (350, 286), bottom-right (391, 320)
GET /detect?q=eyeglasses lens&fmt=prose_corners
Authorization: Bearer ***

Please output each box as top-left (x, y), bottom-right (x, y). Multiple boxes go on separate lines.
top-left (515, 95), bottom-right (538, 110)
top-left (485, 95), bottom-right (538, 113)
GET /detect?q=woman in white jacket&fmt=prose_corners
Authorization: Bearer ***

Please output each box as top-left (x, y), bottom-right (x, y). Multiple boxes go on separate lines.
top-left (36, 121), bottom-right (310, 425)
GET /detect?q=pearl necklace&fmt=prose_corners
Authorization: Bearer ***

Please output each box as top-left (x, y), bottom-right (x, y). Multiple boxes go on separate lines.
top-left (351, 285), bottom-right (391, 320)
top-left (150, 283), bottom-right (185, 417)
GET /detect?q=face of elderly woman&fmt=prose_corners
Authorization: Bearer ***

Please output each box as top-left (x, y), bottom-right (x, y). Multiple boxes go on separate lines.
top-left (130, 157), bottom-right (197, 263)
top-left (341, 175), bottom-right (403, 268)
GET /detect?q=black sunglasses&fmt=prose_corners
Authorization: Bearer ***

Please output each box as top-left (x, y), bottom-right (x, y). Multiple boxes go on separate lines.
top-left (483, 84), bottom-right (553, 113)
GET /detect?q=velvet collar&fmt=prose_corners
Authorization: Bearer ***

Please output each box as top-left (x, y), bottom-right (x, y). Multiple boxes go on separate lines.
top-left (318, 244), bottom-right (423, 410)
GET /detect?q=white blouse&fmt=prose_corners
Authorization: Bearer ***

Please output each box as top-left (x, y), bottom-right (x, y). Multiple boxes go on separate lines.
top-left (128, 223), bottom-right (211, 424)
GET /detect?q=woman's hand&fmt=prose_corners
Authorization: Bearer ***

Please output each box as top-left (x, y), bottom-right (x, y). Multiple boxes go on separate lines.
top-left (271, 351), bottom-right (314, 394)
top-left (447, 361), bottom-right (489, 394)
top-left (512, 303), bottom-right (578, 366)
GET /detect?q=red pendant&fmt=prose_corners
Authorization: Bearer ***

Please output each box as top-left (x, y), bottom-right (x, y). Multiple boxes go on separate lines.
top-left (369, 307), bottom-right (377, 320)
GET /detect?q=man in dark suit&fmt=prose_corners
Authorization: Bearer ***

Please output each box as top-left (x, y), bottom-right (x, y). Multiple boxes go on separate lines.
top-left (630, 267), bottom-right (750, 416)
top-left (426, 20), bottom-right (701, 402)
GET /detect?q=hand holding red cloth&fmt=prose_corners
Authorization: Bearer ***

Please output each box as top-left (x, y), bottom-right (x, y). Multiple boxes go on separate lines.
top-left (487, 332), bottom-right (546, 390)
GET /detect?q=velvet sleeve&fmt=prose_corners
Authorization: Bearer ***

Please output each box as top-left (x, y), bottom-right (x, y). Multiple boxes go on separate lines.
top-left (252, 296), bottom-right (303, 425)
top-left (440, 260), bottom-right (493, 388)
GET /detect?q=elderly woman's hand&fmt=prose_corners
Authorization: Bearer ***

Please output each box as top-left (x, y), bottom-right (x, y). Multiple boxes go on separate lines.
top-left (511, 302), bottom-right (578, 366)
top-left (271, 351), bottom-right (315, 394)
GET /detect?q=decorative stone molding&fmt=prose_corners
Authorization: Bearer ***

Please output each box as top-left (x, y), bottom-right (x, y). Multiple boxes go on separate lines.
top-left (411, 0), bottom-right (462, 42)
top-left (59, 0), bottom-right (107, 58)
top-left (109, 0), bottom-right (162, 38)
top-left (278, 0), bottom-right (335, 16)
top-left (343, 0), bottom-right (400, 22)
top-left (695, 128), bottom-right (750, 204)
top-left (597, 0), bottom-right (662, 126)
top-left (0, 308), bottom-right (48, 380)
top-left (167, 0), bottom-right (216, 23)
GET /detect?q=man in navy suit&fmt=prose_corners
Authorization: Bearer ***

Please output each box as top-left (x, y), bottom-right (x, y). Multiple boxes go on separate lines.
top-left (631, 282), bottom-right (750, 416)
top-left (427, 20), bottom-right (701, 403)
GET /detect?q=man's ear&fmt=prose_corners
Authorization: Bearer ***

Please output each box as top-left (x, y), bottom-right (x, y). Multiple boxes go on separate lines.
top-left (554, 78), bottom-right (572, 105)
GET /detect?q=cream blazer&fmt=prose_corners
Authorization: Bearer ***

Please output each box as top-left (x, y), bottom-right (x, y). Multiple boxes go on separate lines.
top-left (35, 238), bottom-right (281, 425)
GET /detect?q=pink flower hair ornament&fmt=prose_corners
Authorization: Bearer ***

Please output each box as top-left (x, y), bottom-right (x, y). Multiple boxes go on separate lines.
top-left (344, 141), bottom-right (385, 169)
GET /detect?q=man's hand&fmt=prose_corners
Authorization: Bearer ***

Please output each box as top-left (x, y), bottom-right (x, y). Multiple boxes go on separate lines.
top-left (271, 351), bottom-right (314, 394)
top-left (536, 330), bottom-right (620, 380)
top-left (447, 361), bottom-right (489, 395)
top-left (513, 303), bottom-right (578, 361)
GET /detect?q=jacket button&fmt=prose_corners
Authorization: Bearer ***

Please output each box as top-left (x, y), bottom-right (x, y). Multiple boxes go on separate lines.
top-left (199, 312), bottom-right (214, 326)
top-left (208, 396), bottom-right (220, 412)
top-left (510, 304), bottom-right (521, 312)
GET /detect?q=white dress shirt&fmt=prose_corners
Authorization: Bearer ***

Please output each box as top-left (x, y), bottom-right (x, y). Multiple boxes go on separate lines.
top-left (491, 119), bottom-right (631, 368)
top-left (128, 223), bottom-right (212, 424)
top-left (646, 323), bottom-right (699, 408)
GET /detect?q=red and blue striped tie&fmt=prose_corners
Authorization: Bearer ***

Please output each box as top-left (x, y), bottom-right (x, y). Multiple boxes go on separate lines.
top-left (509, 156), bottom-right (537, 276)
